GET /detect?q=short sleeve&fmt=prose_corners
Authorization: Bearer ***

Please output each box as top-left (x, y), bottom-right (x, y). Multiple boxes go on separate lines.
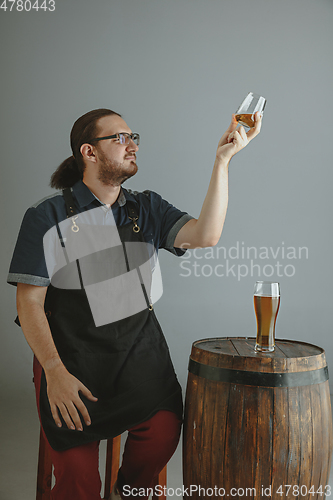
top-left (7, 207), bottom-right (52, 287)
top-left (147, 191), bottom-right (194, 256)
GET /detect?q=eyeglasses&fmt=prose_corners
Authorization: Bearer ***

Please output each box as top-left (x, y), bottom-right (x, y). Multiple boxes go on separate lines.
top-left (90, 132), bottom-right (140, 146)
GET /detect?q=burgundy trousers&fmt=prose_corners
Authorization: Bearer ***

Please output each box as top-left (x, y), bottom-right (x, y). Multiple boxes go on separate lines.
top-left (33, 357), bottom-right (182, 500)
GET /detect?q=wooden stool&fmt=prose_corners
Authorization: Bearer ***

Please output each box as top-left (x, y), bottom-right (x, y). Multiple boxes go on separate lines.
top-left (36, 427), bottom-right (167, 500)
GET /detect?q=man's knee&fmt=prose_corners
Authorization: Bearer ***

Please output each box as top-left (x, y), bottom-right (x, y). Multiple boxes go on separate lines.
top-left (147, 410), bottom-right (182, 447)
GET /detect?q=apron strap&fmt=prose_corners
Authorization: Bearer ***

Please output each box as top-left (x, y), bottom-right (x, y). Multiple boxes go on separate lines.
top-left (126, 201), bottom-right (139, 219)
top-left (61, 188), bottom-right (84, 288)
top-left (126, 201), bottom-right (141, 233)
top-left (124, 201), bottom-right (152, 309)
top-left (62, 188), bottom-right (77, 217)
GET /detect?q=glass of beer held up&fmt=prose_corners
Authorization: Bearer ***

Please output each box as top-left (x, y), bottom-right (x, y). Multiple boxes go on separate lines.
top-left (235, 92), bottom-right (266, 129)
top-left (254, 281), bottom-right (280, 352)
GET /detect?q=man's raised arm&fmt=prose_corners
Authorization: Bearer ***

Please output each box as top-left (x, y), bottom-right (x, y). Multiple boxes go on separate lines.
top-left (174, 112), bottom-right (262, 250)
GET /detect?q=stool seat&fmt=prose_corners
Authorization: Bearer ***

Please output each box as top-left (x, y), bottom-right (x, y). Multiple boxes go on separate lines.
top-left (36, 427), bottom-right (167, 500)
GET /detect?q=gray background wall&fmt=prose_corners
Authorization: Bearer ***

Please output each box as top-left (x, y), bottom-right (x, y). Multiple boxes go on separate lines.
top-left (1, 0), bottom-right (333, 497)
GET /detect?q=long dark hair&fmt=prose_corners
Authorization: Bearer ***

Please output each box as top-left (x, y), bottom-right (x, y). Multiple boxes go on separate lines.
top-left (50, 108), bottom-right (121, 189)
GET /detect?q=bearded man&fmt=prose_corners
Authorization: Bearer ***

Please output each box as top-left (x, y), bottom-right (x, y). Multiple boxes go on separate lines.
top-left (8, 108), bottom-right (261, 500)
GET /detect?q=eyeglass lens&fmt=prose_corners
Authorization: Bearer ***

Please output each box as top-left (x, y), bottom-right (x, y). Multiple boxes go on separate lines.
top-left (119, 133), bottom-right (140, 146)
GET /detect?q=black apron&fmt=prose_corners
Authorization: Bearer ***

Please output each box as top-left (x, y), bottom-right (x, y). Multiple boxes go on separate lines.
top-left (38, 189), bottom-right (183, 451)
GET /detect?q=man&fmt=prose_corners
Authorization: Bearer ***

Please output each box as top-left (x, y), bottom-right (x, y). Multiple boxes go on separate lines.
top-left (8, 108), bottom-right (261, 500)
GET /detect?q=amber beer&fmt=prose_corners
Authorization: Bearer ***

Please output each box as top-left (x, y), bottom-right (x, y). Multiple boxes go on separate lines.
top-left (235, 113), bottom-right (255, 128)
top-left (254, 293), bottom-right (280, 352)
top-left (235, 93), bottom-right (266, 130)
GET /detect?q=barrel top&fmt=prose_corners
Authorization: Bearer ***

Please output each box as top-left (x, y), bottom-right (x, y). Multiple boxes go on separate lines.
top-left (190, 338), bottom-right (327, 373)
top-left (193, 337), bottom-right (324, 359)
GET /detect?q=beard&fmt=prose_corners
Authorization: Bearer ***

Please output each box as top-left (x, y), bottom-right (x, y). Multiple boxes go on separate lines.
top-left (97, 149), bottom-right (138, 187)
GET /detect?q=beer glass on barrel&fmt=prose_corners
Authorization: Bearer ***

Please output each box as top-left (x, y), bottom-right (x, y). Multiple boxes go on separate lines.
top-left (235, 92), bottom-right (266, 128)
top-left (254, 281), bottom-right (280, 352)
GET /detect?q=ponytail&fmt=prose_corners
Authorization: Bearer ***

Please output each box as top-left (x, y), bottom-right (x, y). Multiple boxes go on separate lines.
top-left (50, 155), bottom-right (82, 189)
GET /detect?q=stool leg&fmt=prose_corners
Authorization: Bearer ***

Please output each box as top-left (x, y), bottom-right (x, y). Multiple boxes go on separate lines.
top-left (36, 427), bottom-right (52, 500)
top-left (103, 435), bottom-right (121, 499)
top-left (152, 465), bottom-right (167, 500)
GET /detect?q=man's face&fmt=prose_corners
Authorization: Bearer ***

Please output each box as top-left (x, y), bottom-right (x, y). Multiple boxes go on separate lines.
top-left (93, 115), bottom-right (139, 187)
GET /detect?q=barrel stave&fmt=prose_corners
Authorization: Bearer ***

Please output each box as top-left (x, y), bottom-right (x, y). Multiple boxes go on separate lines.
top-left (310, 381), bottom-right (333, 498)
top-left (201, 378), bottom-right (220, 489)
top-left (183, 372), bottom-right (203, 488)
top-left (223, 383), bottom-right (246, 493)
top-left (210, 380), bottom-right (232, 489)
top-left (256, 387), bottom-right (274, 497)
top-left (241, 385), bottom-right (260, 496)
top-left (271, 387), bottom-right (289, 498)
top-left (298, 385), bottom-right (313, 495)
top-left (286, 387), bottom-right (301, 493)
top-left (321, 382), bottom-right (333, 496)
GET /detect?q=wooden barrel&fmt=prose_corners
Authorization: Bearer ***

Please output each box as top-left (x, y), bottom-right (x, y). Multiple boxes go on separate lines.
top-left (183, 337), bottom-right (333, 500)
